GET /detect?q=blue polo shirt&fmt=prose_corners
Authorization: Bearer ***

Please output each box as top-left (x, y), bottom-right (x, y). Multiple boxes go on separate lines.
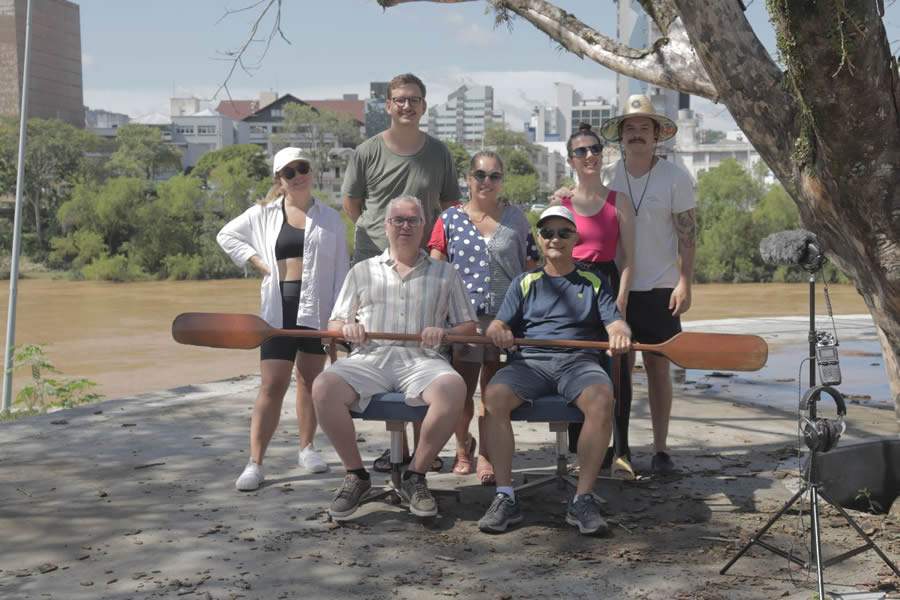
top-left (495, 268), bottom-right (622, 356)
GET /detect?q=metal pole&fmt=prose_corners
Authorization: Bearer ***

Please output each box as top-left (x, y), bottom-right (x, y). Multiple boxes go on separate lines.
top-left (2, 0), bottom-right (35, 413)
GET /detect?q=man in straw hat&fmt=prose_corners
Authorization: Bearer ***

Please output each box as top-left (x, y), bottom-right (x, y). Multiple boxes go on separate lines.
top-left (599, 94), bottom-right (697, 476)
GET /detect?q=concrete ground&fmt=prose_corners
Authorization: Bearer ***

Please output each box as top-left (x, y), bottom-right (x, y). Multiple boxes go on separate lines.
top-left (1, 318), bottom-right (899, 600)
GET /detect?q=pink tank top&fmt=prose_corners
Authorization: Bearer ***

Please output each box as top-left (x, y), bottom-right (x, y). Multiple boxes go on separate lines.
top-left (562, 191), bottom-right (619, 263)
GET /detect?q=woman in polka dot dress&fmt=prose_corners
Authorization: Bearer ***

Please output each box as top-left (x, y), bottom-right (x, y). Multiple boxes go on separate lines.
top-left (555, 123), bottom-right (637, 480)
top-left (428, 151), bottom-right (539, 483)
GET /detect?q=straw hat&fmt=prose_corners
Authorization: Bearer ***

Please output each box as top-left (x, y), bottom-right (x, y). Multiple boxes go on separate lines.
top-left (600, 94), bottom-right (678, 143)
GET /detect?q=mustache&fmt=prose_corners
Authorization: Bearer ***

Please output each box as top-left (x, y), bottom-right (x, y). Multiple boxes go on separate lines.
top-left (627, 138), bottom-right (647, 143)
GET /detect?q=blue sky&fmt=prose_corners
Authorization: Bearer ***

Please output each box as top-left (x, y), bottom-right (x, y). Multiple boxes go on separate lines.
top-left (80, 0), bottom-right (900, 131)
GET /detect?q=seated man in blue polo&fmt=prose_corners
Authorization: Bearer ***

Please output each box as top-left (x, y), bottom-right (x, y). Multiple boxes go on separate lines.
top-left (478, 205), bottom-right (632, 535)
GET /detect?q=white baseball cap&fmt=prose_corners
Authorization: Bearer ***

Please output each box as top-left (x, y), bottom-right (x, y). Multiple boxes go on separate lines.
top-left (536, 205), bottom-right (577, 228)
top-left (272, 147), bottom-right (312, 175)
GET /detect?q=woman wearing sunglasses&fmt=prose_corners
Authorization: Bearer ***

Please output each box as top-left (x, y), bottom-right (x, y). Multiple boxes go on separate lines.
top-left (428, 151), bottom-right (539, 484)
top-left (556, 123), bottom-right (637, 480)
top-left (217, 147), bottom-right (349, 491)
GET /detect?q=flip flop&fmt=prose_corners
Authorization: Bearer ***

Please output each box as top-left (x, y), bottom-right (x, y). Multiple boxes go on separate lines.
top-left (611, 455), bottom-right (636, 481)
top-left (452, 435), bottom-right (477, 475)
top-left (372, 448), bottom-right (411, 473)
top-left (476, 455), bottom-right (496, 486)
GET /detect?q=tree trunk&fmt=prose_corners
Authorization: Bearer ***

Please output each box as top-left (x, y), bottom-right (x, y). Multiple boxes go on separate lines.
top-left (674, 0), bottom-right (900, 415)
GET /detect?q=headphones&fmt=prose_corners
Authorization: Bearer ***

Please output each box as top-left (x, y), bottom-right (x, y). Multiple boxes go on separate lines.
top-left (799, 385), bottom-right (847, 453)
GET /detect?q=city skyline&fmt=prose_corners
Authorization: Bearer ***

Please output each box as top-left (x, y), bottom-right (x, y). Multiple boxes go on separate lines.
top-left (76, 1), bottom-right (900, 133)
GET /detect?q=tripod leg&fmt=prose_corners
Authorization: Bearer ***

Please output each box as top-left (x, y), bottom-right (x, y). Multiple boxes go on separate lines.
top-left (721, 484), bottom-right (807, 575)
top-left (810, 487), bottom-right (826, 600)
top-left (818, 489), bottom-right (900, 577)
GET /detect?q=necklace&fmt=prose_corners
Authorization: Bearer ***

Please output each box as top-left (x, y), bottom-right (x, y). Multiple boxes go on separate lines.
top-left (623, 161), bottom-right (654, 216)
top-left (464, 203), bottom-right (499, 224)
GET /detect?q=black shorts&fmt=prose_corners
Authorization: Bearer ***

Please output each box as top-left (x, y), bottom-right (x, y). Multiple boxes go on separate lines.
top-left (260, 280), bottom-right (326, 361)
top-left (260, 326), bottom-right (326, 361)
top-left (627, 288), bottom-right (682, 344)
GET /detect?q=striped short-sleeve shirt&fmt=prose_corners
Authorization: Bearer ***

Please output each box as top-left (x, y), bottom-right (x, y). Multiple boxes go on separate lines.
top-left (330, 249), bottom-right (477, 354)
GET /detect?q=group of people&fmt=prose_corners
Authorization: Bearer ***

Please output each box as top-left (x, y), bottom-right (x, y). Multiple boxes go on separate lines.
top-left (216, 73), bottom-right (697, 535)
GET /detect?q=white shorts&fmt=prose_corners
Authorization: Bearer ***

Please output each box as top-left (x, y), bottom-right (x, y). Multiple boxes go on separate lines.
top-left (325, 347), bottom-right (461, 413)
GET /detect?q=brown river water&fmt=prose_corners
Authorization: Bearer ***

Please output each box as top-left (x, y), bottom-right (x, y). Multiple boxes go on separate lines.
top-left (0, 279), bottom-right (871, 401)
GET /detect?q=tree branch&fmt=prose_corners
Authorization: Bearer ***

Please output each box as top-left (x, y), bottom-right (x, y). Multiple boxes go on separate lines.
top-left (379, 0), bottom-right (718, 99)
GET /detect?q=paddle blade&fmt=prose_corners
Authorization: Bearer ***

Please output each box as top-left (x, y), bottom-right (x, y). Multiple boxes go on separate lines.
top-left (172, 312), bottom-right (273, 350)
top-left (659, 332), bottom-right (768, 371)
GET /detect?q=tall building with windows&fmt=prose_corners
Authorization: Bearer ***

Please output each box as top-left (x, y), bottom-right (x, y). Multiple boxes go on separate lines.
top-left (364, 81), bottom-right (390, 138)
top-left (0, 0), bottom-right (83, 126)
top-left (424, 84), bottom-right (503, 147)
top-left (527, 83), bottom-right (614, 143)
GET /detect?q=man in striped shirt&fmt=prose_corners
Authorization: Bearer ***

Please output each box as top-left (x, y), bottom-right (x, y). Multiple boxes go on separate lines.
top-left (312, 196), bottom-right (477, 520)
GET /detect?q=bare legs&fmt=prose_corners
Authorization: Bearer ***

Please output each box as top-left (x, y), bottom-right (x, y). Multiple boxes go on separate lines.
top-left (482, 382), bottom-right (613, 493)
top-left (642, 352), bottom-right (672, 454)
top-left (250, 353), bottom-right (326, 465)
top-left (452, 358), bottom-right (500, 465)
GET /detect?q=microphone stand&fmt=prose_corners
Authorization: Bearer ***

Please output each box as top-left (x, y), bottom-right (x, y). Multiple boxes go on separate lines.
top-left (720, 271), bottom-right (899, 595)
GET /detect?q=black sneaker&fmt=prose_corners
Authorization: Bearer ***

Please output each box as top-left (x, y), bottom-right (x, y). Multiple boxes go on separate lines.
top-left (399, 472), bottom-right (437, 517)
top-left (651, 451), bottom-right (676, 475)
top-left (329, 473), bottom-right (371, 520)
top-left (566, 494), bottom-right (608, 535)
top-left (478, 493), bottom-right (523, 533)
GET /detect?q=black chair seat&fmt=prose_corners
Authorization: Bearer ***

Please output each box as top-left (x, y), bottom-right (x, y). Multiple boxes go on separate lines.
top-left (349, 392), bottom-right (427, 422)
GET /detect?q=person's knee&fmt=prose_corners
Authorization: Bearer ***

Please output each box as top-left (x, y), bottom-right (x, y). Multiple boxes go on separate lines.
top-left (428, 373), bottom-right (467, 410)
top-left (578, 384), bottom-right (614, 422)
top-left (643, 352), bottom-right (670, 375)
top-left (259, 376), bottom-right (290, 400)
top-left (483, 383), bottom-right (519, 416)
top-left (312, 372), bottom-right (345, 411)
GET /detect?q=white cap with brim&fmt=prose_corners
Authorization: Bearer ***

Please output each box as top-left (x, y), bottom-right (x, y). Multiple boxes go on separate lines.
top-left (536, 205), bottom-right (577, 228)
top-left (272, 147), bottom-right (312, 175)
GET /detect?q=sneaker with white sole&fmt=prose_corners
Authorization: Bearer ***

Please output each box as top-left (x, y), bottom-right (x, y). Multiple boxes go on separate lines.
top-left (235, 461), bottom-right (264, 491)
top-left (299, 444), bottom-right (329, 474)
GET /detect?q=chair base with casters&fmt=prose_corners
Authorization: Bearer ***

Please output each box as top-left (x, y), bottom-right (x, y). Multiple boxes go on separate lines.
top-left (511, 395), bottom-right (585, 495)
top-left (348, 392), bottom-right (461, 514)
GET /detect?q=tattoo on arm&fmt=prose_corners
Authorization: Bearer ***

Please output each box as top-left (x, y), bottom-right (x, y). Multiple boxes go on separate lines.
top-left (675, 209), bottom-right (697, 249)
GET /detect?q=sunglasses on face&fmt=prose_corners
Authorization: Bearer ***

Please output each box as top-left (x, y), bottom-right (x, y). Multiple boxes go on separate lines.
top-left (390, 96), bottom-right (423, 107)
top-left (387, 216), bottom-right (423, 228)
top-left (470, 170), bottom-right (503, 183)
top-left (539, 227), bottom-right (576, 240)
top-left (570, 144), bottom-right (603, 159)
top-left (280, 162), bottom-right (310, 180)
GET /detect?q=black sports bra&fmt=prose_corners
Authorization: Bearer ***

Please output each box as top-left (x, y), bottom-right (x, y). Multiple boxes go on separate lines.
top-left (275, 203), bottom-right (305, 260)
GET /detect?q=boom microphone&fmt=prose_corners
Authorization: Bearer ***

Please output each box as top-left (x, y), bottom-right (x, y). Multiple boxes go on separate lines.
top-left (759, 229), bottom-right (825, 272)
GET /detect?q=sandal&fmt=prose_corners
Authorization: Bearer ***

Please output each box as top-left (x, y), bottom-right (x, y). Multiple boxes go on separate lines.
top-left (451, 435), bottom-right (477, 475)
top-left (372, 448), bottom-right (411, 473)
top-left (476, 455), bottom-right (496, 486)
top-left (611, 455), bottom-right (636, 481)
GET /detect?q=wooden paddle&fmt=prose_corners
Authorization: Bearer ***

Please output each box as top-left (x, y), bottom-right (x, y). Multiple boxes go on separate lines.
top-left (172, 312), bottom-right (768, 371)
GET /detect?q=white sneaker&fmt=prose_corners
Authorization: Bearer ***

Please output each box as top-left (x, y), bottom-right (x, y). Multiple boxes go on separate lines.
top-left (235, 461), bottom-right (264, 491)
top-left (299, 444), bottom-right (329, 474)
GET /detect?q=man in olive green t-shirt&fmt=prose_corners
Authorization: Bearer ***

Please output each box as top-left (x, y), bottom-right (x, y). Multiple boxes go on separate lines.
top-left (342, 73), bottom-right (460, 264)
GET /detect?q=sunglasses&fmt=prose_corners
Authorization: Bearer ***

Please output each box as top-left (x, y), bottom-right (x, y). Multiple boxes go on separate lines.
top-left (539, 227), bottom-right (576, 240)
top-left (280, 163), bottom-right (310, 179)
top-left (471, 170), bottom-right (503, 183)
top-left (570, 144), bottom-right (603, 159)
top-left (387, 216), bottom-right (423, 228)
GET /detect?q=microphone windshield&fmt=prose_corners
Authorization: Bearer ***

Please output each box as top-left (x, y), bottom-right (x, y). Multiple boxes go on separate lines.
top-left (759, 229), bottom-right (821, 267)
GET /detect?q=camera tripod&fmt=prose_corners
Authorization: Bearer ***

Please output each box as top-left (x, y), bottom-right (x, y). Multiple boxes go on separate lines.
top-left (720, 272), bottom-right (899, 598)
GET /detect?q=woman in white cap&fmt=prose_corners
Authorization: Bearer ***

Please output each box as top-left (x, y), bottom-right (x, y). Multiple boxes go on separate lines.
top-left (554, 123), bottom-right (637, 480)
top-left (217, 147), bottom-right (349, 490)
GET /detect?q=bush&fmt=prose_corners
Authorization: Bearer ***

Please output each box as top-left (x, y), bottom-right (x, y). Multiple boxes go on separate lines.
top-left (163, 253), bottom-right (203, 280)
top-left (81, 254), bottom-right (148, 282)
top-left (13, 344), bottom-right (101, 412)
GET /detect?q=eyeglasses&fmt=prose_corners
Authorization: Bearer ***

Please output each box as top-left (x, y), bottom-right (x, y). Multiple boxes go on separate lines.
top-left (570, 144), bottom-right (603, 159)
top-left (387, 216), bottom-right (423, 228)
top-left (538, 227), bottom-right (576, 240)
top-left (470, 170), bottom-right (503, 183)
top-left (280, 163), bottom-right (310, 179)
top-left (390, 96), bottom-right (423, 107)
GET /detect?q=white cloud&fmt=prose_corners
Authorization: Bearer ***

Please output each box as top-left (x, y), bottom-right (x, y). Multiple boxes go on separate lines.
top-left (82, 53), bottom-right (94, 68)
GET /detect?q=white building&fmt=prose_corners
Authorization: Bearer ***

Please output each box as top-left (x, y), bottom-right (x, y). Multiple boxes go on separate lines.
top-left (85, 107), bottom-right (129, 139)
top-left (671, 109), bottom-right (762, 181)
top-left (170, 109), bottom-right (236, 170)
top-left (424, 84), bottom-right (504, 147)
top-left (528, 83), bottom-right (614, 143)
